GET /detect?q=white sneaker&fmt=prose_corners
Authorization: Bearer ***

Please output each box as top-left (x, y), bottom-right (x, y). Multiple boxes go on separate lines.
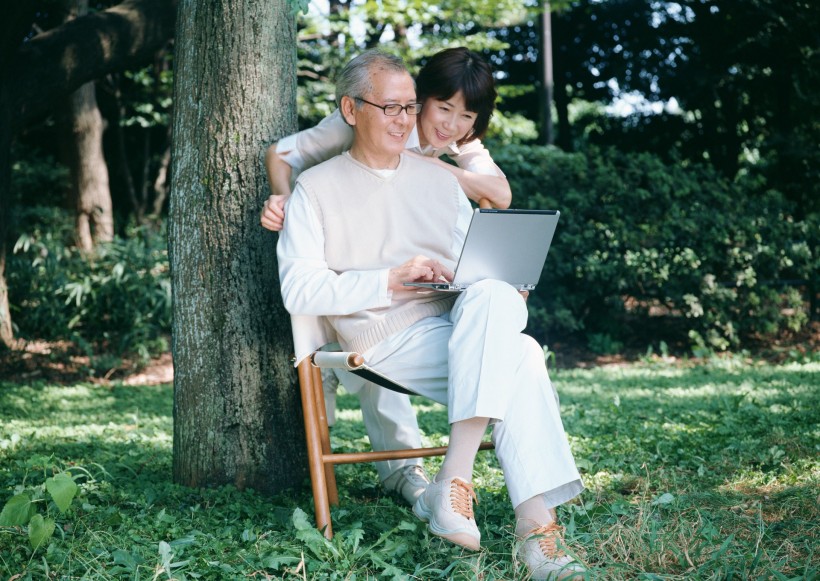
top-left (382, 465), bottom-right (431, 506)
top-left (518, 522), bottom-right (585, 580)
top-left (412, 476), bottom-right (481, 550)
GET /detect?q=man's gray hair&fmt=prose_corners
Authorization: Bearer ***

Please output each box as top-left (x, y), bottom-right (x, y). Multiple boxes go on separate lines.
top-left (335, 49), bottom-right (409, 109)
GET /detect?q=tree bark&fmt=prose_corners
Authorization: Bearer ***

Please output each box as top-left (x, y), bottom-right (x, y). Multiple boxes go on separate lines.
top-left (67, 80), bottom-right (115, 250)
top-left (63, 0), bottom-right (115, 251)
top-left (0, 88), bottom-right (12, 348)
top-left (169, 0), bottom-right (305, 492)
top-left (151, 141), bottom-right (171, 218)
top-left (538, 1), bottom-right (555, 146)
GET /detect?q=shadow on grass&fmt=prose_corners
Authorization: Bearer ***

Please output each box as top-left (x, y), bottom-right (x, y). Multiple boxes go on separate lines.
top-left (1, 361), bottom-right (818, 578)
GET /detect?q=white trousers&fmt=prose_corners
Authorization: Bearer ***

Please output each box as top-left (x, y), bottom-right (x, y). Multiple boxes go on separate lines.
top-left (358, 279), bottom-right (583, 508)
top-left (356, 385), bottom-right (424, 480)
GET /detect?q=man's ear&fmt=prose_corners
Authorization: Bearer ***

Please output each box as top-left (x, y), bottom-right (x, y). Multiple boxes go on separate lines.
top-left (340, 95), bottom-right (357, 126)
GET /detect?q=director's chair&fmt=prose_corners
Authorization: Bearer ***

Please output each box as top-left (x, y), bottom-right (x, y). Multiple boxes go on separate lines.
top-left (291, 314), bottom-right (494, 539)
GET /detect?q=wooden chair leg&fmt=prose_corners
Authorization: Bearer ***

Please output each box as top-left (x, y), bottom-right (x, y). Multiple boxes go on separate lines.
top-left (311, 365), bottom-right (339, 505)
top-left (297, 360), bottom-right (333, 538)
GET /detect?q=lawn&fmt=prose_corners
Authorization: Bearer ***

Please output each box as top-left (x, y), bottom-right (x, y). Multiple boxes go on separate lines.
top-left (1, 357), bottom-right (818, 579)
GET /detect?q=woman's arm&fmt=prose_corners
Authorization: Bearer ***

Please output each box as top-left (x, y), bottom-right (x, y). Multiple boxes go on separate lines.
top-left (261, 110), bottom-right (355, 231)
top-left (265, 142), bottom-right (294, 198)
top-left (405, 151), bottom-right (512, 209)
top-left (261, 144), bottom-right (293, 231)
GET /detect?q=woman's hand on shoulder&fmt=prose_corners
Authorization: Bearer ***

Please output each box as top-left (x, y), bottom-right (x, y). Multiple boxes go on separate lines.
top-left (260, 194), bottom-right (289, 231)
top-left (404, 151), bottom-right (512, 209)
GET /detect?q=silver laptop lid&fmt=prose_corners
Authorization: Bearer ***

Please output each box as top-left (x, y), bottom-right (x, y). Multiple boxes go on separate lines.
top-left (449, 208), bottom-right (560, 290)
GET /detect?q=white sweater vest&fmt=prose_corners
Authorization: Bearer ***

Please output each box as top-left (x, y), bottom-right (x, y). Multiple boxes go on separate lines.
top-left (297, 152), bottom-right (461, 353)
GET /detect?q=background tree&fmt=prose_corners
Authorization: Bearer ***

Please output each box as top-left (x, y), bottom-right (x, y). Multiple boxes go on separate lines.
top-left (546, 0), bottom-right (817, 212)
top-left (0, 0), bottom-right (175, 347)
top-left (63, 0), bottom-right (115, 252)
top-left (169, 0), bottom-right (306, 492)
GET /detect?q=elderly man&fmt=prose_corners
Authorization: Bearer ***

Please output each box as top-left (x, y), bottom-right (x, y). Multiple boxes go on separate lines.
top-left (277, 49), bottom-right (585, 579)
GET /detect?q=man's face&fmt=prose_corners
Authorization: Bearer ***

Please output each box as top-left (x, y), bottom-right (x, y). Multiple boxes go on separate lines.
top-left (344, 68), bottom-right (417, 162)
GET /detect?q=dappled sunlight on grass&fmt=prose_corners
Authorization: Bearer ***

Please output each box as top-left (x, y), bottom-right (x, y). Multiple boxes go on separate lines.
top-left (1, 360), bottom-right (817, 579)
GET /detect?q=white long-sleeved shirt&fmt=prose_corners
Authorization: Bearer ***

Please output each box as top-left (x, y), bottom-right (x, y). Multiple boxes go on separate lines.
top-left (277, 160), bottom-right (474, 318)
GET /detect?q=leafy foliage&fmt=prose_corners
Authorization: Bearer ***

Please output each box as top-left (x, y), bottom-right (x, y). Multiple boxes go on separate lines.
top-left (491, 143), bottom-right (819, 350)
top-left (0, 470), bottom-right (79, 550)
top-left (1, 359), bottom-right (818, 578)
top-left (291, 0), bottom-right (530, 136)
top-left (483, 1), bottom-right (820, 213)
top-left (7, 207), bottom-right (171, 361)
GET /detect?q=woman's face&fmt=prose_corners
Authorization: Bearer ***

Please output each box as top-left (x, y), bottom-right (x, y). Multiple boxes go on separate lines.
top-left (417, 91), bottom-right (478, 149)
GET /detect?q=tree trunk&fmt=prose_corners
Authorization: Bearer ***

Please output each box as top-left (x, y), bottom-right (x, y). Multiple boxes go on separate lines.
top-left (169, 0), bottom-right (304, 493)
top-left (64, 0), bottom-right (114, 252)
top-left (150, 140), bottom-right (171, 218)
top-left (0, 6), bottom-right (38, 348)
top-left (67, 81), bottom-right (115, 250)
top-left (537, 1), bottom-right (555, 146)
top-left (0, 88), bottom-right (12, 348)
top-left (552, 10), bottom-right (573, 152)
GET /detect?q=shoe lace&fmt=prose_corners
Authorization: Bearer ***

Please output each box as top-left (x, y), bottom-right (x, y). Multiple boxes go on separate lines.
top-left (448, 479), bottom-right (477, 520)
top-left (529, 522), bottom-right (567, 558)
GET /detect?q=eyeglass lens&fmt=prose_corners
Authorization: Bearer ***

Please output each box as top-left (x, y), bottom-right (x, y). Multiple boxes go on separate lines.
top-left (356, 97), bottom-right (422, 116)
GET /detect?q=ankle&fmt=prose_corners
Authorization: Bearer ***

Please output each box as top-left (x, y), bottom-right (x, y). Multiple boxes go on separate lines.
top-left (435, 462), bottom-right (473, 484)
top-left (515, 518), bottom-right (538, 539)
top-left (514, 496), bottom-right (557, 538)
top-left (515, 513), bottom-right (557, 538)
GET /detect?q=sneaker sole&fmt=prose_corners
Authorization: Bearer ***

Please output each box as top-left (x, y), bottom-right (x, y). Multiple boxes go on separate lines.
top-left (413, 494), bottom-right (481, 551)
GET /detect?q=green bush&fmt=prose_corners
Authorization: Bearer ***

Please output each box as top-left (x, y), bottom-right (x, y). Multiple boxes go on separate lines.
top-left (7, 207), bottom-right (171, 359)
top-left (491, 144), bottom-right (819, 351)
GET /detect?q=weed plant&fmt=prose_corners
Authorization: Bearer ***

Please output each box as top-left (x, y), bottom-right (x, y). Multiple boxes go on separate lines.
top-left (1, 359), bottom-right (818, 579)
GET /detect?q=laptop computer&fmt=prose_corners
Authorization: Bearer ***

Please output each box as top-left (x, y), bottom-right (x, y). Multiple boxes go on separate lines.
top-left (404, 208), bottom-right (560, 292)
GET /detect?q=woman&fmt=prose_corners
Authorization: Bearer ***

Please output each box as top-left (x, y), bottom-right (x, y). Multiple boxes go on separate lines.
top-left (261, 47), bottom-right (511, 231)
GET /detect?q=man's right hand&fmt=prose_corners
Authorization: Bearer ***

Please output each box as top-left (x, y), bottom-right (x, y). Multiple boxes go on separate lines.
top-left (388, 256), bottom-right (454, 291)
top-left (260, 194), bottom-right (289, 231)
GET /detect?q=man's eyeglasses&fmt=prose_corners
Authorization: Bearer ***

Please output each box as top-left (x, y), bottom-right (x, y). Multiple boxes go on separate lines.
top-left (355, 97), bottom-right (423, 116)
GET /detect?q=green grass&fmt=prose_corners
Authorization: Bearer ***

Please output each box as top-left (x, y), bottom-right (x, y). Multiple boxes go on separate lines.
top-left (1, 358), bottom-right (818, 579)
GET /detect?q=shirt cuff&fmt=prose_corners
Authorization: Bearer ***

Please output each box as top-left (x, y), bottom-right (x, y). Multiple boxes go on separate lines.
top-left (465, 160), bottom-right (505, 177)
top-left (378, 269), bottom-right (393, 304)
top-left (276, 133), bottom-right (306, 173)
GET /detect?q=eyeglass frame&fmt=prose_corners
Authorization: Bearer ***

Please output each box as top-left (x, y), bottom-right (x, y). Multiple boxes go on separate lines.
top-left (354, 97), bottom-right (423, 116)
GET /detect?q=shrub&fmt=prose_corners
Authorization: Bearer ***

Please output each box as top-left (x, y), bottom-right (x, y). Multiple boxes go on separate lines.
top-left (7, 207), bottom-right (171, 360)
top-left (491, 144), bottom-right (818, 351)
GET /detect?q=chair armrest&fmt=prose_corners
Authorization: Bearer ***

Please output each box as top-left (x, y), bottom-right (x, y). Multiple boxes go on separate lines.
top-left (311, 351), bottom-right (365, 370)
